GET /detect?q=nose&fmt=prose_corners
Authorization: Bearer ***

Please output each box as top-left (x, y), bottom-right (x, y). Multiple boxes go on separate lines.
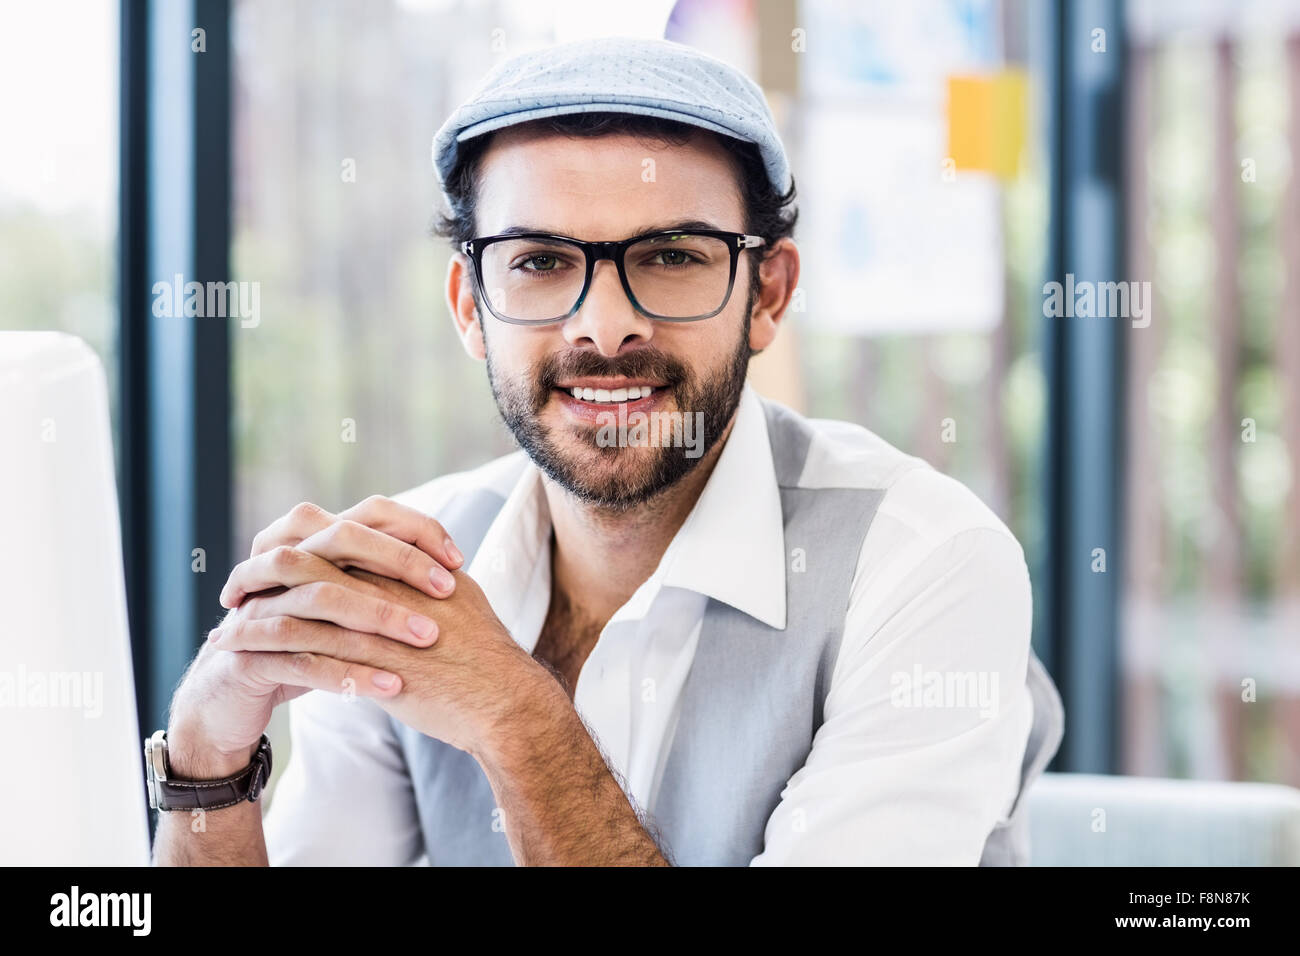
top-left (560, 259), bottom-right (654, 356)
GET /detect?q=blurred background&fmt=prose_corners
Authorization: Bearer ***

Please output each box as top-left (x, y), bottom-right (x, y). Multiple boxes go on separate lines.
top-left (2, 0), bottom-right (1298, 816)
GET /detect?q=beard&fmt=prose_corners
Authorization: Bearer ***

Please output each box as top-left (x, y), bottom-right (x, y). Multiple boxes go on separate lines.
top-left (484, 300), bottom-right (754, 512)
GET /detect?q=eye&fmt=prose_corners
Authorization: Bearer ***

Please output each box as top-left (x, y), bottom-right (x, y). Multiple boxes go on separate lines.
top-left (656, 250), bottom-right (692, 267)
top-left (508, 251), bottom-right (577, 273)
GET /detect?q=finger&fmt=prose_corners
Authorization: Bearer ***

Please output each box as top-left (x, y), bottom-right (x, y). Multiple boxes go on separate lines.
top-left (339, 495), bottom-right (464, 570)
top-left (298, 518), bottom-right (456, 599)
top-left (249, 501), bottom-right (337, 557)
top-left (212, 614), bottom-right (410, 669)
top-left (236, 580), bottom-right (438, 647)
top-left (220, 545), bottom-right (352, 609)
top-left (230, 647), bottom-right (403, 699)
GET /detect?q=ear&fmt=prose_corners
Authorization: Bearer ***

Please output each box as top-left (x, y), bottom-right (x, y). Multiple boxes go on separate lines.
top-left (748, 237), bottom-right (800, 354)
top-left (447, 253), bottom-right (486, 360)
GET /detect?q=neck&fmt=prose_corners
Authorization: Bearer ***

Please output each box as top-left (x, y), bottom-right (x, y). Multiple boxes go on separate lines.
top-left (542, 412), bottom-right (738, 624)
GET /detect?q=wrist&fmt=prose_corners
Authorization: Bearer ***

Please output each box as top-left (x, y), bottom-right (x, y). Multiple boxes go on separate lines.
top-left (165, 719), bottom-right (259, 780)
top-left (472, 658), bottom-right (572, 776)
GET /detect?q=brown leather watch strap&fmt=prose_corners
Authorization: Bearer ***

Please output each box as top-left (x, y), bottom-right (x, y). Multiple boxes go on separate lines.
top-left (153, 734), bottom-right (273, 812)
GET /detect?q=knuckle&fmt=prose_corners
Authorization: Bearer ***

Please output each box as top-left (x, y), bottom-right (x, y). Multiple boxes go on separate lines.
top-left (308, 521), bottom-right (339, 550)
top-left (290, 501), bottom-right (323, 523)
top-left (372, 599), bottom-right (395, 626)
top-left (318, 519), bottom-right (355, 550)
top-left (270, 615), bottom-right (297, 640)
top-left (394, 543), bottom-right (418, 573)
top-left (339, 661), bottom-right (359, 690)
top-left (298, 580), bottom-right (330, 605)
top-left (320, 582), bottom-right (353, 616)
top-left (228, 614), bottom-right (251, 642)
top-left (398, 505), bottom-right (441, 540)
top-left (271, 545), bottom-right (301, 571)
top-left (289, 651), bottom-right (315, 676)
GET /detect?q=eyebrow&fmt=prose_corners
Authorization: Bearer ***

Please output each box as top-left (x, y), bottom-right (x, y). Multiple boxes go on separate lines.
top-left (493, 219), bottom-right (729, 239)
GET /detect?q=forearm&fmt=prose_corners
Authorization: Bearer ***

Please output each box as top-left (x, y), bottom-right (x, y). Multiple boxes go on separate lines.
top-left (152, 801), bottom-right (268, 866)
top-left (474, 677), bottom-right (671, 866)
top-left (150, 729), bottom-right (269, 867)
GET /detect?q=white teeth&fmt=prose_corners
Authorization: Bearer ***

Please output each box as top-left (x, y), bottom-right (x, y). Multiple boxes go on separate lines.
top-left (568, 385), bottom-right (657, 403)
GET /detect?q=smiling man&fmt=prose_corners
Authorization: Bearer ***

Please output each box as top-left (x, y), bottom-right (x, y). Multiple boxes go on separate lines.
top-left (151, 36), bottom-right (1063, 867)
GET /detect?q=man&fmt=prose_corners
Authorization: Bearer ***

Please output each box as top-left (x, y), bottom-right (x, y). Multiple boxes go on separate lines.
top-left (151, 36), bottom-right (1063, 866)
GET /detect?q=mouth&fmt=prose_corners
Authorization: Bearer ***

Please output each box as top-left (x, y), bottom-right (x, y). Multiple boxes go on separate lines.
top-left (556, 381), bottom-right (662, 404)
top-left (550, 381), bottom-right (669, 425)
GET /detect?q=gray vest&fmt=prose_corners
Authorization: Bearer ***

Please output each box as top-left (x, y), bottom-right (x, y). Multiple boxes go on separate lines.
top-left (390, 398), bottom-right (1064, 865)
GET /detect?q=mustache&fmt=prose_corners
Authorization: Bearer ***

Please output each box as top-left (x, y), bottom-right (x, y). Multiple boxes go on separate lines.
top-left (535, 348), bottom-right (687, 392)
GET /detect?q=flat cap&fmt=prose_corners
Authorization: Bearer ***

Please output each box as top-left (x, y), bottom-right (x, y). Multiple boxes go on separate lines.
top-left (432, 36), bottom-right (791, 197)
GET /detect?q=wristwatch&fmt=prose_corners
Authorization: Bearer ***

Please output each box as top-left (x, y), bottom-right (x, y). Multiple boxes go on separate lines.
top-left (144, 730), bottom-right (273, 812)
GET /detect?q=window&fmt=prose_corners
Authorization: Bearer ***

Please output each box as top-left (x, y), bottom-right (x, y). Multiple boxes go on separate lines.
top-left (0, 1), bottom-right (119, 441)
top-left (1122, 25), bottom-right (1300, 784)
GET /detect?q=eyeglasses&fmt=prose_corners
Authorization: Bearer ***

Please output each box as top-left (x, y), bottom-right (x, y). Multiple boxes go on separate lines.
top-left (460, 228), bottom-right (767, 326)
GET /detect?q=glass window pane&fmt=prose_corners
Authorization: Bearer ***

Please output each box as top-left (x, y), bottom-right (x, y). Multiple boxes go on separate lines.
top-left (0, 1), bottom-right (119, 440)
top-left (1122, 29), bottom-right (1300, 785)
top-left (231, 0), bottom-right (522, 548)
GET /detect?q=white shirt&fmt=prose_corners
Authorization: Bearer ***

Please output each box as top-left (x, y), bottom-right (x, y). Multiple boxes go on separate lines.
top-left (264, 383), bottom-right (1036, 865)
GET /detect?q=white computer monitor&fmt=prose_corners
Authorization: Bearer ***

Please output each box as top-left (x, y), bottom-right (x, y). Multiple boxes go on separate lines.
top-left (0, 331), bottom-right (150, 865)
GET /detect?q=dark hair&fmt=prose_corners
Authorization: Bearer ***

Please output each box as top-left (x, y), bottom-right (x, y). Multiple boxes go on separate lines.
top-left (431, 111), bottom-right (798, 306)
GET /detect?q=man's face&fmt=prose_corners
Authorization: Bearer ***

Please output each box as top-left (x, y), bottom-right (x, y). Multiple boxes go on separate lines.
top-left (466, 127), bottom-right (757, 511)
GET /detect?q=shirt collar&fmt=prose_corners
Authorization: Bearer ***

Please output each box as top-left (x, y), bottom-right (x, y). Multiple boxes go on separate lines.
top-left (467, 381), bottom-right (788, 641)
top-left (657, 382), bottom-right (786, 629)
top-left (465, 456), bottom-right (552, 652)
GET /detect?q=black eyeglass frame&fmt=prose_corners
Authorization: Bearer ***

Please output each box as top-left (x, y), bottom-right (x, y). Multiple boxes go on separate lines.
top-left (460, 228), bottom-right (767, 325)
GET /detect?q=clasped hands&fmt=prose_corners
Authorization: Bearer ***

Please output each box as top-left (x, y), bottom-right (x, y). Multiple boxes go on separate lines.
top-left (209, 495), bottom-right (552, 758)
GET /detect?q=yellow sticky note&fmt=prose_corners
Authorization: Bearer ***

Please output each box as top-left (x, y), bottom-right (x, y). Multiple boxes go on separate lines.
top-left (947, 70), bottom-right (1027, 179)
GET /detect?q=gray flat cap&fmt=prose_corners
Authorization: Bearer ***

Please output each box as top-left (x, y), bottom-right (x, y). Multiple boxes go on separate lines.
top-left (432, 36), bottom-right (791, 196)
